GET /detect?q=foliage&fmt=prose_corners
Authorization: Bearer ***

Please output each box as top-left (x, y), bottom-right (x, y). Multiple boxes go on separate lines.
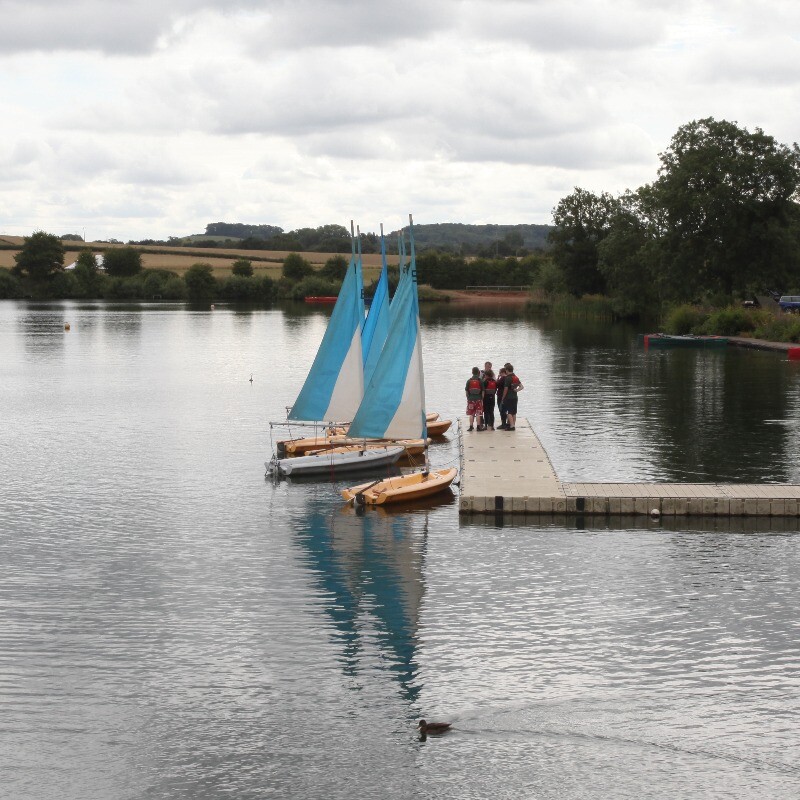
top-left (0, 268), bottom-right (23, 298)
top-left (531, 259), bottom-right (568, 295)
top-left (549, 188), bottom-right (619, 296)
top-left (645, 118), bottom-right (800, 299)
top-left (319, 254), bottom-right (348, 280)
top-left (285, 275), bottom-right (341, 301)
top-left (417, 284), bottom-right (450, 302)
top-left (753, 314), bottom-right (800, 343)
top-left (205, 222), bottom-right (283, 239)
top-left (663, 304), bottom-right (710, 335)
top-left (13, 231), bottom-right (65, 281)
top-left (282, 253), bottom-right (315, 281)
top-left (696, 306), bottom-right (759, 336)
top-left (103, 246), bottom-right (143, 277)
top-left (415, 251), bottom-right (541, 289)
top-left (184, 263), bottom-right (217, 305)
top-left (231, 258), bottom-right (254, 277)
top-left (551, 294), bottom-right (616, 320)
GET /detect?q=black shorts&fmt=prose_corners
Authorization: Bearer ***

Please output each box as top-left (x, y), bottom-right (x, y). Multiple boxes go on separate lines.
top-left (503, 393), bottom-right (518, 414)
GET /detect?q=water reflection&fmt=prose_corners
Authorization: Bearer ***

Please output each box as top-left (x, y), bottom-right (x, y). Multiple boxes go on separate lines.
top-left (292, 499), bottom-right (427, 704)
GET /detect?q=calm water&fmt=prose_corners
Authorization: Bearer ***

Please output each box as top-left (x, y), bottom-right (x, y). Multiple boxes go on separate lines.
top-left (2, 300), bottom-right (800, 799)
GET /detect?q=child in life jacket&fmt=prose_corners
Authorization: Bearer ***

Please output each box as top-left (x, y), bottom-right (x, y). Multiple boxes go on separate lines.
top-left (465, 367), bottom-right (485, 431)
top-left (482, 369), bottom-right (497, 430)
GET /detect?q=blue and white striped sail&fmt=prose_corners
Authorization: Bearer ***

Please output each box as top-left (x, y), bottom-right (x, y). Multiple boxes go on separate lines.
top-left (348, 219), bottom-right (427, 441)
top-left (361, 225), bottom-right (390, 385)
top-left (288, 239), bottom-right (365, 423)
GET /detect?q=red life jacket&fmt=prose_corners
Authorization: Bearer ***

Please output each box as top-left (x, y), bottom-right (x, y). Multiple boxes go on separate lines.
top-left (467, 378), bottom-right (482, 397)
top-left (485, 379), bottom-right (497, 393)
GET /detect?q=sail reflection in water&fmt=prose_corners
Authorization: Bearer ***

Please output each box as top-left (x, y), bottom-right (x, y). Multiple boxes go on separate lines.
top-left (292, 499), bottom-right (426, 704)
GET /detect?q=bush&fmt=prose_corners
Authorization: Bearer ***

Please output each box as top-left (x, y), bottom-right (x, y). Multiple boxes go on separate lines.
top-left (231, 258), bottom-right (253, 277)
top-left (184, 263), bottom-right (216, 305)
top-left (219, 275), bottom-right (259, 303)
top-left (319, 255), bottom-right (348, 281)
top-left (0, 268), bottom-right (22, 299)
top-left (664, 304), bottom-right (709, 334)
top-left (103, 246), bottom-right (143, 277)
top-left (282, 253), bottom-right (315, 281)
top-left (287, 275), bottom-right (341, 301)
top-left (754, 315), bottom-right (800, 343)
top-left (698, 306), bottom-right (756, 336)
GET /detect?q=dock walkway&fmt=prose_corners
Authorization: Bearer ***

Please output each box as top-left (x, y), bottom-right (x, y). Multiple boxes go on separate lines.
top-left (458, 418), bottom-right (800, 516)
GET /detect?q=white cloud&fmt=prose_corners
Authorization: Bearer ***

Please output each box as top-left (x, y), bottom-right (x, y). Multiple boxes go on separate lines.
top-left (1, 0), bottom-right (799, 238)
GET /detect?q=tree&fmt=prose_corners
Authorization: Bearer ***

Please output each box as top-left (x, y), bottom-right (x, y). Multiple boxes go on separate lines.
top-left (184, 263), bottom-right (216, 305)
top-left (231, 258), bottom-right (253, 277)
top-left (549, 188), bottom-right (619, 295)
top-left (319, 254), bottom-right (348, 280)
top-left (647, 117), bottom-right (800, 299)
top-left (282, 253), bottom-right (315, 281)
top-left (12, 231), bottom-right (65, 281)
top-left (103, 246), bottom-right (142, 277)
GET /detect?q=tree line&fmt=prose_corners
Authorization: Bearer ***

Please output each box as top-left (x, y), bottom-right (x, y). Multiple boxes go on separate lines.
top-left (547, 117), bottom-right (800, 316)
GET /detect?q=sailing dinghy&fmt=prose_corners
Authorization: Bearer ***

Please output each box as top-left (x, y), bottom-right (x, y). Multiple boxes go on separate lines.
top-left (268, 225), bottom-right (405, 479)
top-left (341, 215), bottom-right (457, 506)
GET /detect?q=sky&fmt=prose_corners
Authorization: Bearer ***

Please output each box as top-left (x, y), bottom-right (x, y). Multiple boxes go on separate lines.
top-left (2, 0), bottom-right (800, 241)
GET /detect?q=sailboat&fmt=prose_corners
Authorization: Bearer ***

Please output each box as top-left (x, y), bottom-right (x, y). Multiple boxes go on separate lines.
top-left (341, 215), bottom-right (457, 506)
top-left (267, 224), bottom-right (407, 478)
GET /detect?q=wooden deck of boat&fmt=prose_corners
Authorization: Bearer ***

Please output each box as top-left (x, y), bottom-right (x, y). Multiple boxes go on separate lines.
top-left (458, 418), bottom-right (800, 516)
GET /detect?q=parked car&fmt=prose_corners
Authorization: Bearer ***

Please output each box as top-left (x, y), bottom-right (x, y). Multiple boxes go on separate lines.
top-left (778, 295), bottom-right (800, 312)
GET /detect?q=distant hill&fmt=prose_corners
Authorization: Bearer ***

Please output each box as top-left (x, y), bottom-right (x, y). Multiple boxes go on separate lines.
top-left (384, 223), bottom-right (552, 253)
top-left (179, 221), bottom-right (553, 254)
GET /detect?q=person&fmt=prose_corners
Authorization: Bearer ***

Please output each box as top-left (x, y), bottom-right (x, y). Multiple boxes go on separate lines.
top-left (500, 362), bottom-right (523, 431)
top-left (480, 361), bottom-right (492, 380)
top-left (496, 367), bottom-right (508, 429)
top-left (482, 368), bottom-right (497, 430)
top-left (464, 366), bottom-right (484, 431)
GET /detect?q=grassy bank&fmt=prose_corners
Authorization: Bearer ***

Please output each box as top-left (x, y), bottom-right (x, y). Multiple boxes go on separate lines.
top-left (664, 304), bottom-right (800, 343)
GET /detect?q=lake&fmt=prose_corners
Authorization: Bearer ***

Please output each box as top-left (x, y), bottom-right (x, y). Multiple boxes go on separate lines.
top-left (2, 300), bottom-right (800, 799)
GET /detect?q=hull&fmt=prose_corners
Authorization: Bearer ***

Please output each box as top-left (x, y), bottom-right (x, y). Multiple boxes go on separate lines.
top-left (281, 436), bottom-right (430, 457)
top-left (268, 445), bottom-right (405, 477)
top-left (341, 467), bottom-right (458, 505)
top-left (643, 334), bottom-right (728, 348)
top-left (426, 412), bottom-right (440, 422)
top-left (426, 419), bottom-right (452, 436)
top-left (303, 296), bottom-right (338, 304)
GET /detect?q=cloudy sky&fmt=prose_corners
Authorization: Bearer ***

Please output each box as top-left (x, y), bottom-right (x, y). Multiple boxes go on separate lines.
top-left (2, 0), bottom-right (799, 241)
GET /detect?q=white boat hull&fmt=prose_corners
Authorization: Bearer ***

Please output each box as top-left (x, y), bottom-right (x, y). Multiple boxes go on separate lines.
top-left (267, 445), bottom-right (405, 477)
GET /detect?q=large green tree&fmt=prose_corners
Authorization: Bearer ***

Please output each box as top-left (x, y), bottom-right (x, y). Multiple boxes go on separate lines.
top-left (549, 188), bottom-right (619, 295)
top-left (184, 263), bottom-right (217, 305)
top-left (647, 117), bottom-right (800, 299)
top-left (103, 246), bottom-right (143, 277)
top-left (12, 231), bottom-right (65, 281)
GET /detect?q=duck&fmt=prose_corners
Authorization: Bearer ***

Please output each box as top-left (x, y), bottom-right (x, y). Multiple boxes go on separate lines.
top-left (418, 719), bottom-right (451, 735)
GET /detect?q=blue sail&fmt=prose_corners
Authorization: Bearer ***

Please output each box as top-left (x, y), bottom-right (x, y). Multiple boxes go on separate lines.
top-left (348, 220), bottom-right (427, 441)
top-left (288, 246), bottom-right (365, 423)
top-left (361, 227), bottom-right (390, 385)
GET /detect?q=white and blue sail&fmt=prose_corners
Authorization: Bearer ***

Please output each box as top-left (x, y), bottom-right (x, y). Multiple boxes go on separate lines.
top-left (288, 231), bottom-right (365, 423)
top-left (348, 217), bottom-right (427, 441)
top-left (361, 223), bottom-right (390, 385)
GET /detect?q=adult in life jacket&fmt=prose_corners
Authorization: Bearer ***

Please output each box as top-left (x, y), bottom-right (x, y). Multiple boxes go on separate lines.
top-left (482, 369), bottom-right (498, 430)
top-left (500, 362), bottom-right (523, 431)
top-left (464, 366), bottom-right (485, 431)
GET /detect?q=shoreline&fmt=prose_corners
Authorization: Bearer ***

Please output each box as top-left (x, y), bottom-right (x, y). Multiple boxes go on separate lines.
top-left (437, 289), bottom-right (531, 305)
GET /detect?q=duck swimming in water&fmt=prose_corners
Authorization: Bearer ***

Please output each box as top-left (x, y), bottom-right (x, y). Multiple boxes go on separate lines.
top-left (418, 719), bottom-right (451, 735)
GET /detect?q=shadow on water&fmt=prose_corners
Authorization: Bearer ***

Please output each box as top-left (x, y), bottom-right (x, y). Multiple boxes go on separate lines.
top-left (292, 498), bottom-right (430, 704)
top-left (463, 512), bottom-right (800, 534)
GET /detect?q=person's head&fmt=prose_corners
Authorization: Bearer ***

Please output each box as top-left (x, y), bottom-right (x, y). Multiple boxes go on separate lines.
top-left (505, 362), bottom-right (514, 373)
top-left (498, 367), bottom-right (506, 376)
top-left (484, 361), bottom-right (492, 371)
top-left (485, 369), bottom-right (494, 379)
top-left (472, 366), bottom-right (480, 377)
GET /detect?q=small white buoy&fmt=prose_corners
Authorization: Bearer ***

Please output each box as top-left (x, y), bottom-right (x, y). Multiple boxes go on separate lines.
top-left (249, 373), bottom-right (253, 383)
top-left (210, 304), bottom-right (215, 310)
top-left (650, 508), bottom-right (661, 518)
